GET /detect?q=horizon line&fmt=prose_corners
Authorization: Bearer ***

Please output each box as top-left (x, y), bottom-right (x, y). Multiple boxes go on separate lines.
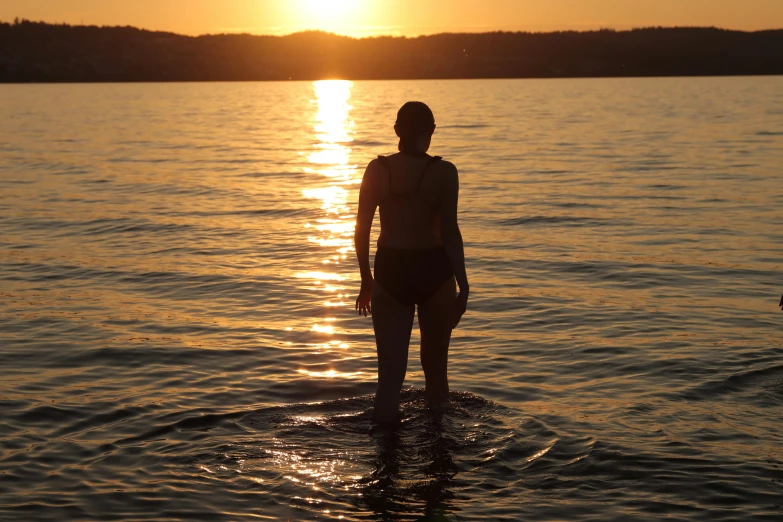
top-left (5, 18), bottom-right (783, 40)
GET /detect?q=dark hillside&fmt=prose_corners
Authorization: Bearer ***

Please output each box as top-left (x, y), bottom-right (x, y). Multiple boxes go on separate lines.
top-left (1, 20), bottom-right (781, 82)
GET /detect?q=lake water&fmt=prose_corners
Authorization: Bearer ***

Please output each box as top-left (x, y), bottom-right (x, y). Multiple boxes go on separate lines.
top-left (1, 77), bottom-right (782, 521)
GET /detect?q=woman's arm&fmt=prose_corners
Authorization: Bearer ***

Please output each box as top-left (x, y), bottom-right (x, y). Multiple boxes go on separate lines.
top-left (354, 160), bottom-right (379, 316)
top-left (440, 163), bottom-right (469, 327)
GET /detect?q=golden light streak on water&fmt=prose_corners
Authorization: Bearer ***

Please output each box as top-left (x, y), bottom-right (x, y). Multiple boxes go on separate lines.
top-left (295, 272), bottom-right (346, 282)
top-left (296, 369), bottom-right (368, 380)
top-left (295, 80), bottom-right (361, 371)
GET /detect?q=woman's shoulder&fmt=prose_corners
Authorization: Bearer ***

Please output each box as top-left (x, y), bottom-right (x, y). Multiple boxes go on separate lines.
top-left (435, 158), bottom-right (457, 170)
top-left (431, 158), bottom-right (458, 179)
top-left (366, 154), bottom-right (396, 171)
top-left (365, 155), bottom-right (389, 174)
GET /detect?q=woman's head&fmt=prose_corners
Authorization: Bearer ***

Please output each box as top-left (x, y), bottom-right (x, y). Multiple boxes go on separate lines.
top-left (395, 101), bottom-right (436, 153)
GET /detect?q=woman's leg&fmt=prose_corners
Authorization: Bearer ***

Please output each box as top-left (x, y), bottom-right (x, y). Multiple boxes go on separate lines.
top-left (371, 281), bottom-right (415, 424)
top-left (417, 277), bottom-right (457, 410)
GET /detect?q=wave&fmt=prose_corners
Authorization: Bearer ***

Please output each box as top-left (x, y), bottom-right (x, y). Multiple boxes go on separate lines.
top-left (498, 215), bottom-right (625, 227)
top-left (683, 363), bottom-right (783, 406)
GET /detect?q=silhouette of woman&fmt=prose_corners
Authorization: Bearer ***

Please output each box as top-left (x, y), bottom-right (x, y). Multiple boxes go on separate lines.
top-left (354, 102), bottom-right (469, 426)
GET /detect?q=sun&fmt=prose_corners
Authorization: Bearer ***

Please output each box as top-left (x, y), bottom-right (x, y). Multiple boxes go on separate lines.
top-left (286, 0), bottom-right (367, 35)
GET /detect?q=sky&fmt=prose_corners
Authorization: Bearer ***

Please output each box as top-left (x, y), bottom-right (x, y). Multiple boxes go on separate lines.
top-left (2, 0), bottom-right (782, 36)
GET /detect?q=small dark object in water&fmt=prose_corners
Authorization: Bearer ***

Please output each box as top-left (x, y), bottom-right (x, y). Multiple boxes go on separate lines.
top-left (779, 294), bottom-right (783, 310)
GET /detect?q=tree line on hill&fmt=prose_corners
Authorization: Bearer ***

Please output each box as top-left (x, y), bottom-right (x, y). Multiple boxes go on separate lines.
top-left (1, 19), bottom-right (781, 82)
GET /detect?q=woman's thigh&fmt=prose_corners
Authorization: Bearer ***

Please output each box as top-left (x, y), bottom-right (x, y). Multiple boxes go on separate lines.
top-left (372, 282), bottom-right (416, 380)
top-left (417, 277), bottom-right (456, 370)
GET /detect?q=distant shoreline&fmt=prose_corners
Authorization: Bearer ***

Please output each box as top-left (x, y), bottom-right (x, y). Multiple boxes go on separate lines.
top-left (2, 20), bottom-right (782, 83)
top-left (2, 74), bottom-right (782, 86)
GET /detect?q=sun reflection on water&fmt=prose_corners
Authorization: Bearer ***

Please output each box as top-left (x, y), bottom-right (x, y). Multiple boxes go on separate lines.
top-left (296, 80), bottom-right (361, 360)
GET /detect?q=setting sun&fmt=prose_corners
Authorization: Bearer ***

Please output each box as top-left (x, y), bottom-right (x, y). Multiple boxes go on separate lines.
top-left (285, 0), bottom-right (368, 35)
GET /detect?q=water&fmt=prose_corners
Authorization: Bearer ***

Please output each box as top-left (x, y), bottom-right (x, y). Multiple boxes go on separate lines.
top-left (1, 77), bottom-right (782, 521)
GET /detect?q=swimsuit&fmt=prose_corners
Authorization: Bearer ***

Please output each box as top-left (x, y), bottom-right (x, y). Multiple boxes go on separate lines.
top-left (374, 247), bottom-right (454, 306)
top-left (373, 154), bottom-right (455, 306)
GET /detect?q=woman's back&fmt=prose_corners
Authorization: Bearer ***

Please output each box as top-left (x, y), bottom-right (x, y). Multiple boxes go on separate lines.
top-left (373, 152), bottom-right (457, 250)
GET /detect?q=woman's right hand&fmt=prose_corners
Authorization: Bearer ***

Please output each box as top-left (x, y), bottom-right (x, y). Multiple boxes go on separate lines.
top-left (355, 278), bottom-right (373, 317)
top-left (453, 289), bottom-right (469, 328)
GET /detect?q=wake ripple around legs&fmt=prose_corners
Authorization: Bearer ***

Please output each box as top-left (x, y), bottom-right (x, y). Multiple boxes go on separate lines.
top-left (129, 391), bottom-right (591, 521)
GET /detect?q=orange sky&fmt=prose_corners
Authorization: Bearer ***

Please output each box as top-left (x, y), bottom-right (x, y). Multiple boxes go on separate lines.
top-left (2, 0), bottom-right (782, 36)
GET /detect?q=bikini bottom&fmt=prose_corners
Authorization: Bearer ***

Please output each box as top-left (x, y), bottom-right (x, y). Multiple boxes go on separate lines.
top-left (374, 247), bottom-right (454, 306)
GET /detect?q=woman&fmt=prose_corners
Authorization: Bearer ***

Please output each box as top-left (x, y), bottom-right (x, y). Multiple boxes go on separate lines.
top-left (354, 101), bottom-right (469, 426)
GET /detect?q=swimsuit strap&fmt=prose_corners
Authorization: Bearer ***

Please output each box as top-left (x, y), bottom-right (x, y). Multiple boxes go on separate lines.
top-left (377, 155), bottom-right (392, 193)
top-left (416, 156), bottom-right (442, 192)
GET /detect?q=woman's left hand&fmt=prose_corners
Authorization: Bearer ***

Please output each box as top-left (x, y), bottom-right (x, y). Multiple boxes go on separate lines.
top-left (355, 278), bottom-right (373, 317)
